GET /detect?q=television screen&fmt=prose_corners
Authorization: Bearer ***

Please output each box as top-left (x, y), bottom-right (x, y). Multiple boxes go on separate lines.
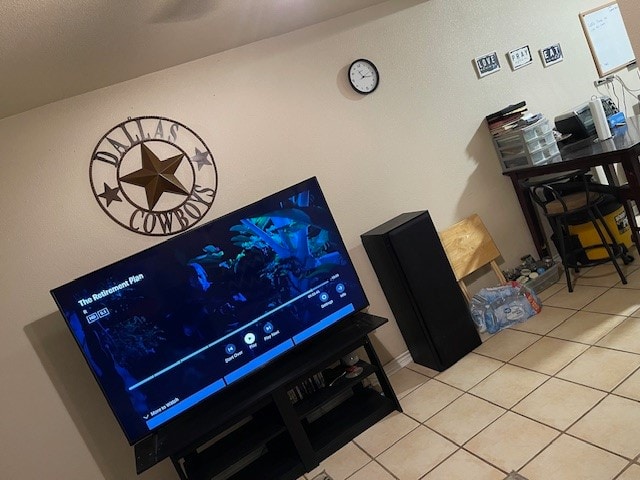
top-left (51, 177), bottom-right (368, 444)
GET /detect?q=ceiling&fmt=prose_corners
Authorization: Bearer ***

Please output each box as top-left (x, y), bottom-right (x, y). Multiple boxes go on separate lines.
top-left (0, 0), bottom-right (390, 120)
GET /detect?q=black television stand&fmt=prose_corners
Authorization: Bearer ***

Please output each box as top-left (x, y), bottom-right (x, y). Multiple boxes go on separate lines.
top-left (134, 312), bottom-right (401, 480)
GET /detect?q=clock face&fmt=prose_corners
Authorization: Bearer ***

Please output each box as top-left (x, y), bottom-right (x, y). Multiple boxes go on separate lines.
top-left (348, 59), bottom-right (379, 94)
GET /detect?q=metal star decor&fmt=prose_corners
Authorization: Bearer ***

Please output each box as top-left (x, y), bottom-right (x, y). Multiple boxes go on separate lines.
top-left (120, 143), bottom-right (190, 210)
top-left (90, 116), bottom-right (218, 236)
top-left (191, 147), bottom-right (212, 171)
top-left (98, 182), bottom-right (122, 207)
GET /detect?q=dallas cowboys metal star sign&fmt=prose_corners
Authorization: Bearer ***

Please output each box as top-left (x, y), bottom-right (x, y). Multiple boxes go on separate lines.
top-left (90, 116), bottom-right (218, 236)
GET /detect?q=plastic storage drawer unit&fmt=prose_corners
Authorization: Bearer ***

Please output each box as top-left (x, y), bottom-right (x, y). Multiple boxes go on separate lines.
top-left (492, 118), bottom-right (559, 171)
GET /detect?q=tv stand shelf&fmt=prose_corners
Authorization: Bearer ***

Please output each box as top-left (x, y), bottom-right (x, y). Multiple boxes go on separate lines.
top-left (151, 312), bottom-right (400, 480)
top-left (293, 360), bottom-right (376, 419)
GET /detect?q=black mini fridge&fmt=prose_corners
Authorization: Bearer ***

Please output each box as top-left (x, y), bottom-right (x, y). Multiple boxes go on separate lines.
top-left (361, 211), bottom-right (481, 371)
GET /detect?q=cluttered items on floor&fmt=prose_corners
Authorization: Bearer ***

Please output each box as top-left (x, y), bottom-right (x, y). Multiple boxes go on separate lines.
top-left (439, 216), bottom-right (544, 334)
top-left (469, 253), bottom-right (559, 334)
top-left (470, 281), bottom-right (542, 334)
top-left (502, 254), bottom-right (561, 295)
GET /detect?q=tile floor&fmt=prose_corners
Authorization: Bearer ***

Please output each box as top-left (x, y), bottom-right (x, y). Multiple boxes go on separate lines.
top-left (300, 259), bottom-right (640, 479)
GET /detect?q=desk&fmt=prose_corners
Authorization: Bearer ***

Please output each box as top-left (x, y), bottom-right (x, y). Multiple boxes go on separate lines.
top-left (503, 115), bottom-right (640, 258)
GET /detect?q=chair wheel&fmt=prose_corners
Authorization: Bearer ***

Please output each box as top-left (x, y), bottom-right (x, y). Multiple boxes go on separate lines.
top-left (623, 254), bottom-right (634, 265)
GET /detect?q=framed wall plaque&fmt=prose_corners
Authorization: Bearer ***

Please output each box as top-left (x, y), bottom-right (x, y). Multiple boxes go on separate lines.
top-left (540, 43), bottom-right (564, 67)
top-left (474, 51), bottom-right (501, 78)
top-left (508, 45), bottom-right (533, 70)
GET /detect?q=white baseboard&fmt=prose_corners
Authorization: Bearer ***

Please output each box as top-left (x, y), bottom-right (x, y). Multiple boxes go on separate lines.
top-left (383, 350), bottom-right (413, 377)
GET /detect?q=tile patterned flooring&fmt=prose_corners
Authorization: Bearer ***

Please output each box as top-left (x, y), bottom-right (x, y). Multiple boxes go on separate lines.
top-left (300, 260), bottom-right (640, 479)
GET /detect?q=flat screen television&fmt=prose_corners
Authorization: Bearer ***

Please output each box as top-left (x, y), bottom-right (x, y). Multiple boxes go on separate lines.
top-left (51, 177), bottom-right (368, 445)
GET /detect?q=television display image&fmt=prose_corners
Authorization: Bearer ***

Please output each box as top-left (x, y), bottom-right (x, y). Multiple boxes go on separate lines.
top-left (51, 177), bottom-right (369, 445)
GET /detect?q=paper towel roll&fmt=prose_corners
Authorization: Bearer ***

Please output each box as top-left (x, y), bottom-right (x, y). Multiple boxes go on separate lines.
top-left (589, 99), bottom-right (612, 141)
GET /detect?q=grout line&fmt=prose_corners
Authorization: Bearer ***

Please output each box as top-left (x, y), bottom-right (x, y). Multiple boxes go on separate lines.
top-left (339, 272), bottom-right (640, 479)
top-left (344, 442), bottom-right (401, 480)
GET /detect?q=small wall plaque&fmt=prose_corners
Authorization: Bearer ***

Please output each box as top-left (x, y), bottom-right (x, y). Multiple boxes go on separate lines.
top-left (508, 45), bottom-right (533, 70)
top-left (540, 43), bottom-right (564, 67)
top-left (474, 51), bottom-right (501, 78)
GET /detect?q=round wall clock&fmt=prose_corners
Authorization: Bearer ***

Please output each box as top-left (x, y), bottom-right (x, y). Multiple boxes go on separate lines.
top-left (348, 58), bottom-right (379, 94)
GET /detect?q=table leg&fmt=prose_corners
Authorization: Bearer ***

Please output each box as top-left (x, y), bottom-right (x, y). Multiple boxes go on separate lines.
top-left (509, 175), bottom-right (549, 258)
top-left (620, 152), bottom-right (640, 248)
top-left (602, 163), bottom-right (621, 186)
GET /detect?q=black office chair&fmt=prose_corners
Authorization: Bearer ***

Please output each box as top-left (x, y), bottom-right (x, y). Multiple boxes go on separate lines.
top-left (521, 169), bottom-right (629, 292)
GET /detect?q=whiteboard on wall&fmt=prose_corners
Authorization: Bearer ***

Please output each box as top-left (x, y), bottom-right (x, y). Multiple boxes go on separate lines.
top-left (580, 1), bottom-right (636, 77)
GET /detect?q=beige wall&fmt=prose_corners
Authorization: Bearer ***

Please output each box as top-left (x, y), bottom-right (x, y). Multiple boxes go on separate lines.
top-left (1, 0), bottom-right (638, 478)
top-left (619, 0), bottom-right (640, 60)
